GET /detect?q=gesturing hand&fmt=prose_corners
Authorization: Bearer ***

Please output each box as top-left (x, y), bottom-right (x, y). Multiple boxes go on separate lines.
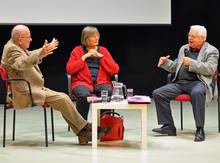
top-left (157, 55), bottom-right (170, 67)
top-left (183, 57), bottom-right (191, 67)
top-left (39, 38), bottom-right (59, 58)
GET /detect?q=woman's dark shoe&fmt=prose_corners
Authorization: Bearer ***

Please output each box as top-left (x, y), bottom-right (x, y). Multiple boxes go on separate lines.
top-left (152, 125), bottom-right (176, 136)
top-left (194, 129), bottom-right (205, 142)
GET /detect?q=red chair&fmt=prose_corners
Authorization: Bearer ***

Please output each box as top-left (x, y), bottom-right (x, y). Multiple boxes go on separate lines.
top-left (0, 66), bottom-right (55, 147)
top-left (172, 94), bottom-right (190, 130)
top-left (172, 70), bottom-right (220, 132)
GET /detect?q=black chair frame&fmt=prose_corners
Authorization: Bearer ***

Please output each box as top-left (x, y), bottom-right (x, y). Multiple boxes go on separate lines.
top-left (2, 78), bottom-right (55, 147)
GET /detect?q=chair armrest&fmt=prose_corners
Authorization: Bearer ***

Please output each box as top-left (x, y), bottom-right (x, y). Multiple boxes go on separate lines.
top-left (110, 73), bottom-right (118, 82)
top-left (217, 73), bottom-right (220, 88)
top-left (4, 78), bottom-right (35, 107)
top-left (65, 73), bottom-right (119, 101)
top-left (114, 74), bottom-right (118, 82)
top-left (65, 73), bottom-right (75, 101)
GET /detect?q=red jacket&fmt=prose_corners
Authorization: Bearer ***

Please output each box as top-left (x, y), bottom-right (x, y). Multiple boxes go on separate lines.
top-left (66, 46), bottom-right (119, 92)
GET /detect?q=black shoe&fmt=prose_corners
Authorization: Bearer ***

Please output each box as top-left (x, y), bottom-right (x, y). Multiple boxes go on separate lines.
top-left (152, 125), bottom-right (176, 136)
top-left (194, 129), bottom-right (205, 142)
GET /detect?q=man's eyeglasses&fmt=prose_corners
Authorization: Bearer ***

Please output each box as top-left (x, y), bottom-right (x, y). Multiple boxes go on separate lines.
top-left (20, 36), bottom-right (32, 39)
top-left (187, 34), bottom-right (197, 39)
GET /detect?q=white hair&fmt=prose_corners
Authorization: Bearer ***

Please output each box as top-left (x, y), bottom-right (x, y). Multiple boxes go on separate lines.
top-left (190, 25), bottom-right (207, 40)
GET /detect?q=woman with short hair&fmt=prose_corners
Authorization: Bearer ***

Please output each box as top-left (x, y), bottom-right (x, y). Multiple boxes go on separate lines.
top-left (66, 26), bottom-right (119, 121)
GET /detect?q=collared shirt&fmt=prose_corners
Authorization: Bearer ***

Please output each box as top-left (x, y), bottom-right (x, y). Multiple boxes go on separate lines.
top-left (190, 42), bottom-right (204, 51)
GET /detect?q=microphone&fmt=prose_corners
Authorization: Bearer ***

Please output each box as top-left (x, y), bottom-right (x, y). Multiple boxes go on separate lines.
top-left (184, 48), bottom-right (190, 57)
top-left (184, 48), bottom-right (190, 68)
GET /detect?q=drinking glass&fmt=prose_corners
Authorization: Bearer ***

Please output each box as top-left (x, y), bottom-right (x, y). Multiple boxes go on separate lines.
top-left (127, 88), bottom-right (134, 97)
top-left (101, 90), bottom-right (108, 103)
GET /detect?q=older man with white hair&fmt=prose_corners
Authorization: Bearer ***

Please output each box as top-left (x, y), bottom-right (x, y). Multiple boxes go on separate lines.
top-left (152, 25), bottom-right (219, 142)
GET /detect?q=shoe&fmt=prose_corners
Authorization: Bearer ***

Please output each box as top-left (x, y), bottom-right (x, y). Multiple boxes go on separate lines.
top-left (152, 125), bottom-right (176, 136)
top-left (77, 123), bottom-right (111, 143)
top-left (78, 136), bottom-right (88, 145)
top-left (84, 122), bottom-right (111, 139)
top-left (77, 123), bottom-right (92, 143)
top-left (194, 129), bottom-right (205, 142)
top-left (98, 126), bottom-right (112, 139)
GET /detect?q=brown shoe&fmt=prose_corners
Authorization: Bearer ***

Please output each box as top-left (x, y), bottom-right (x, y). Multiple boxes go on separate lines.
top-left (78, 136), bottom-right (88, 145)
top-left (87, 123), bottom-right (92, 131)
top-left (77, 123), bottom-right (92, 142)
top-left (77, 123), bottom-right (112, 142)
top-left (86, 123), bottom-right (111, 139)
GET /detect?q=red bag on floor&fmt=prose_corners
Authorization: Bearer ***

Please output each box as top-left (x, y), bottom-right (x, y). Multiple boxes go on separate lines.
top-left (100, 111), bottom-right (124, 141)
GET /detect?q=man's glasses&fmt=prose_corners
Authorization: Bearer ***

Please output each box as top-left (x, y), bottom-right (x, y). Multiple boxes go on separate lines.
top-left (20, 36), bottom-right (32, 39)
top-left (187, 34), bottom-right (197, 39)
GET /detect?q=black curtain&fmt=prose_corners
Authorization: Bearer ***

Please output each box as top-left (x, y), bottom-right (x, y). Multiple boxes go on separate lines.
top-left (0, 0), bottom-right (219, 104)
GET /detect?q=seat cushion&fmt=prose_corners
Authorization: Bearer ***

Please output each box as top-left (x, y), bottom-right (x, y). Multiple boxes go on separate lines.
top-left (173, 94), bottom-right (190, 102)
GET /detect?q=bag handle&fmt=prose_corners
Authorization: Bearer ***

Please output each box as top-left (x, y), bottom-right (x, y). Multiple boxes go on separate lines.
top-left (100, 111), bottom-right (122, 118)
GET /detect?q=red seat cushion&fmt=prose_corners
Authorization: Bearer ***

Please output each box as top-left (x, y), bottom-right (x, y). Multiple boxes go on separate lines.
top-left (7, 102), bottom-right (13, 107)
top-left (173, 94), bottom-right (190, 102)
top-left (43, 103), bottom-right (50, 108)
top-left (8, 102), bottom-right (51, 108)
top-left (0, 66), bottom-right (9, 90)
top-left (172, 70), bottom-right (218, 103)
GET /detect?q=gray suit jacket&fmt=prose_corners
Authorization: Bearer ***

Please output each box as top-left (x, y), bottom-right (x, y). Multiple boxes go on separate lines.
top-left (160, 42), bottom-right (219, 104)
top-left (1, 39), bottom-right (46, 109)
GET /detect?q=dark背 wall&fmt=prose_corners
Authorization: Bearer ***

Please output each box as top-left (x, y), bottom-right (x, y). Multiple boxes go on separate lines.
top-left (0, 1), bottom-right (219, 97)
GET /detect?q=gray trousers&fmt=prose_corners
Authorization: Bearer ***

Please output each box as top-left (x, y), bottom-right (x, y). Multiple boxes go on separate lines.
top-left (152, 80), bottom-right (206, 128)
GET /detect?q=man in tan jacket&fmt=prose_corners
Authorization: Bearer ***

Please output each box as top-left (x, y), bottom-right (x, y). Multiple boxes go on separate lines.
top-left (1, 24), bottom-right (111, 145)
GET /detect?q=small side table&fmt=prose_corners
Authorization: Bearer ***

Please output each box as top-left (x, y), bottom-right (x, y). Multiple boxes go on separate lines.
top-left (91, 100), bottom-right (148, 150)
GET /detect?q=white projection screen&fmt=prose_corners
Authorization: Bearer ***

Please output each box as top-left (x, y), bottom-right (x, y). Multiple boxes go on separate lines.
top-left (0, 0), bottom-right (171, 24)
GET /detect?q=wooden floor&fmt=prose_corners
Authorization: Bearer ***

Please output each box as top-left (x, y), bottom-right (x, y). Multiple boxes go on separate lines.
top-left (0, 99), bottom-right (220, 163)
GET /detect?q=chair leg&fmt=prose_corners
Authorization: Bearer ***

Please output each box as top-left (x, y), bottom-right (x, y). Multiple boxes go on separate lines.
top-left (180, 102), bottom-right (183, 130)
top-left (12, 110), bottom-right (16, 141)
top-left (43, 107), bottom-right (48, 147)
top-left (111, 109), bottom-right (115, 116)
top-left (218, 97), bottom-right (220, 133)
top-left (3, 106), bottom-right (7, 147)
top-left (50, 108), bottom-right (55, 141)
top-left (218, 107), bottom-right (220, 133)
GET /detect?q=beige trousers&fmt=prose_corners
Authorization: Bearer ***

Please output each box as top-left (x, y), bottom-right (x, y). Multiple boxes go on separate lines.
top-left (43, 87), bottom-right (87, 134)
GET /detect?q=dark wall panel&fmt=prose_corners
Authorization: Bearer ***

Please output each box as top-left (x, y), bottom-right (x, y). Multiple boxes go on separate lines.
top-left (0, 0), bottom-right (219, 99)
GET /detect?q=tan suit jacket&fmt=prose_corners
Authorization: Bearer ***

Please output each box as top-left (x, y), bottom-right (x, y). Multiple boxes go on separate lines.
top-left (1, 39), bottom-right (46, 109)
